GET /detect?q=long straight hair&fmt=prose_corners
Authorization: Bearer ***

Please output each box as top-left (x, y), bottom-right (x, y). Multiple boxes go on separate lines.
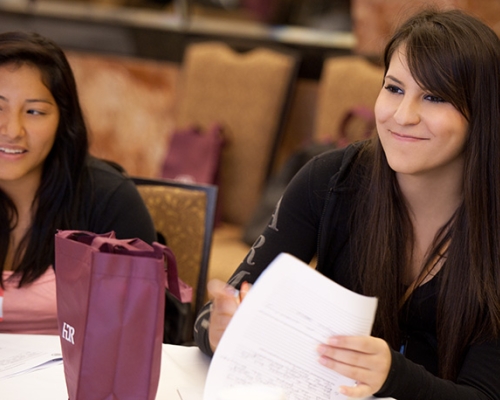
top-left (0, 32), bottom-right (89, 287)
top-left (351, 9), bottom-right (500, 379)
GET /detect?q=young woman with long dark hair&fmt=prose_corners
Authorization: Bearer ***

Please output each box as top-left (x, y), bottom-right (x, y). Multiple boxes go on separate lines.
top-left (195, 9), bottom-right (500, 399)
top-left (0, 32), bottom-right (156, 334)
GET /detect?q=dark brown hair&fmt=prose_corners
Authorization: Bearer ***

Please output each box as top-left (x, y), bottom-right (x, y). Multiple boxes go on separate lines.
top-left (352, 9), bottom-right (500, 379)
top-left (0, 32), bottom-right (89, 286)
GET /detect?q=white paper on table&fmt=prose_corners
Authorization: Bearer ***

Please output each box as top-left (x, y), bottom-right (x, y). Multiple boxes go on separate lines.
top-left (159, 343), bottom-right (211, 400)
top-left (203, 253), bottom-right (379, 400)
top-left (0, 345), bottom-right (62, 380)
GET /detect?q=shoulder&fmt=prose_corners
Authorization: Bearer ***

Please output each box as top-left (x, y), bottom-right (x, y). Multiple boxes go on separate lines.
top-left (86, 157), bottom-right (130, 187)
top-left (82, 157), bottom-right (141, 211)
top-left (301, 140), bottom-right (368, 192)
top-left (281, 141), bottom-right (368, 221)
top-left (80, 157), bottom-right (157, 243)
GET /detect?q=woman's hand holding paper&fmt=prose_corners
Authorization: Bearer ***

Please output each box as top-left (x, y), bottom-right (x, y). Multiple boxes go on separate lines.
top-left (317, 335), bottom-right (391, 398)
top-left (207, 280), bottom-right (250, 352)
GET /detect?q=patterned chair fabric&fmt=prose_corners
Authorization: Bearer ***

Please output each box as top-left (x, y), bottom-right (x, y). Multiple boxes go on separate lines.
top-left (134, 180), bottom-right (217, 315)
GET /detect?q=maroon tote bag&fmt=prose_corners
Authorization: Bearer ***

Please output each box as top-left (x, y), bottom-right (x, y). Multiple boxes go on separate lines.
top-left (55, 230), bottom-right (179, 400)
top-left (161, 123), bottom-right (225, 185)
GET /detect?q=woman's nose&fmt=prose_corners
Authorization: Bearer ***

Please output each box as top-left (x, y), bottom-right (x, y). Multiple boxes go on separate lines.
top-left (393, 97), bottom-right (421, 126)
top-left (0, 113), bottom-right (24, 139)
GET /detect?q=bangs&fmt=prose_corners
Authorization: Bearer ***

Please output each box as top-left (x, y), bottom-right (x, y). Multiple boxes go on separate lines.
top-left (381, 10), bottom-right (492, 121)
top-left (404, 27), bottom-right (469, 118)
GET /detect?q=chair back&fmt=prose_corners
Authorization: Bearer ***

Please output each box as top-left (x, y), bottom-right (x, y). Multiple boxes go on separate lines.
top-left (174, 41), bottom-right (299, 226)
top-left (132, 177), bottom-right (217, 316)
top-left (314, 56), bottom-right (384, 143)
top-left (67, 51), bottom-right (179, 178)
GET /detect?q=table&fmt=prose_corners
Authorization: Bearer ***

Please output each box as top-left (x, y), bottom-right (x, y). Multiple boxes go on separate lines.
top-left (0, 334), bottom-right (210, 400)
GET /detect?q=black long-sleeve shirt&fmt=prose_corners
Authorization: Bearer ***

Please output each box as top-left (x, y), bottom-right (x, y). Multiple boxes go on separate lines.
top-left (194, 142), bottom-right (500, 399)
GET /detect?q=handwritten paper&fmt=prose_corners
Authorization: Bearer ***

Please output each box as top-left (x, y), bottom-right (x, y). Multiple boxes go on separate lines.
top-left (203, 253), bottom-right (379, 400)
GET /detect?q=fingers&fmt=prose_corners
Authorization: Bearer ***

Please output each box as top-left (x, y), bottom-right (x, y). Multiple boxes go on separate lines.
top-left (338, 382), bottom-right (373, 399)
top-left (208, 279), bottom-right (252, 306)
top-left (240, 281), bottom-right (252, 301)
top-left (208, 279), bottom-right (240, 314)
top-left (317, 336), bottom-right (391, 397)
top-left (207, 279), bottom-right (239, 300)
top-left (207, 280), bottom-right (251, 352)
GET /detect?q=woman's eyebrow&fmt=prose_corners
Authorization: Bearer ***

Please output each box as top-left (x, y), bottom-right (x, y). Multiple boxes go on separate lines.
top-left (385, 75), bottom-right (403, 85)
top-left (26, 98), bottom-right (55, 105)
top-left (0, 96), bottom-right (54, 104)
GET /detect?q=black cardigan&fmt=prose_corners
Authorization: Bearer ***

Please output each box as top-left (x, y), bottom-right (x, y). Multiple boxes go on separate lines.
top-left (194, 142), bottom-right (500, 399)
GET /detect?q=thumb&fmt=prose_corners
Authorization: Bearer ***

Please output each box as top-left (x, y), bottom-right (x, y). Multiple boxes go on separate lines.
top-left (207, 279), bottom-right (239, 299)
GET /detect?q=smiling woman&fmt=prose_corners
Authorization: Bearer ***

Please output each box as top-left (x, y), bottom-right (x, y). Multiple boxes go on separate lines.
top-left (194, 8), bottom-right (500, 400)
top-left (0, 65), bottom-right (59, 200)
top-left (0, 32), bottom-right (157, 334)
top-left (376, 48), bottom-right (469, 181)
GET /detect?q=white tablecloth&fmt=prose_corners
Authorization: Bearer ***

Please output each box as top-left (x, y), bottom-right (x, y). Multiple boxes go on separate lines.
top-left (0, 334), bottom-right (210, 400)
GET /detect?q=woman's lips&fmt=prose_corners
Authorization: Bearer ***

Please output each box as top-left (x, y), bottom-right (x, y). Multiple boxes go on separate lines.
top-left (390, 130), bottom-right (429, 141)
top-left (0, 146), bottom-right (27, 154)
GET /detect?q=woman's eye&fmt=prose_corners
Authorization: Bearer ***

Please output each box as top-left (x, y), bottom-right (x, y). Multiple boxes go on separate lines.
top-left (27, 109), bottom-right (44, 115)
top-left (384, 84), bottom-right (403, 94)
top-left (424, 94), bottom-right (445, 103)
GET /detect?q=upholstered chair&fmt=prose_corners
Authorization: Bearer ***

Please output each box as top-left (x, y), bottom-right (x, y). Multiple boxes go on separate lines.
top-left (314, 55), bottom-right (384, 143)
top-left (133, 178), bottom-right (218, 316)
top-left (174, 41), bottom-right (299, 282)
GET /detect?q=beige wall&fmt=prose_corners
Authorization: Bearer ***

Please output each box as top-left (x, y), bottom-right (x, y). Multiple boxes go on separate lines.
top-left (352, 0), bottom-right (500, 57)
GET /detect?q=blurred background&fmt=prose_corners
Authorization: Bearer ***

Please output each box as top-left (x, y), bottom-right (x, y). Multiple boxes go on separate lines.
top-left (1, 0), bottom-right (499, 287)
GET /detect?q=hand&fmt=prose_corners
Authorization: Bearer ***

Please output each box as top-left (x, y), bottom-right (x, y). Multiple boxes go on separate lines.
top-left (317, 336), bottom-right (391, 398)
top-left (207, 279), bottom-right (251, 352)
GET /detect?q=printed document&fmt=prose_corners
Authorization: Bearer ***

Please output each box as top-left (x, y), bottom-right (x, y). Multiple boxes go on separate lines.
top-left (203, 253), bottom-right (380, 400)
top-left (0, 342), bottom-right (62, 380)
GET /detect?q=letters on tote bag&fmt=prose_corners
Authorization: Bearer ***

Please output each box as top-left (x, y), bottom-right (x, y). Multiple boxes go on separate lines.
top-left (55, 230), bottom-right (186, 400)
